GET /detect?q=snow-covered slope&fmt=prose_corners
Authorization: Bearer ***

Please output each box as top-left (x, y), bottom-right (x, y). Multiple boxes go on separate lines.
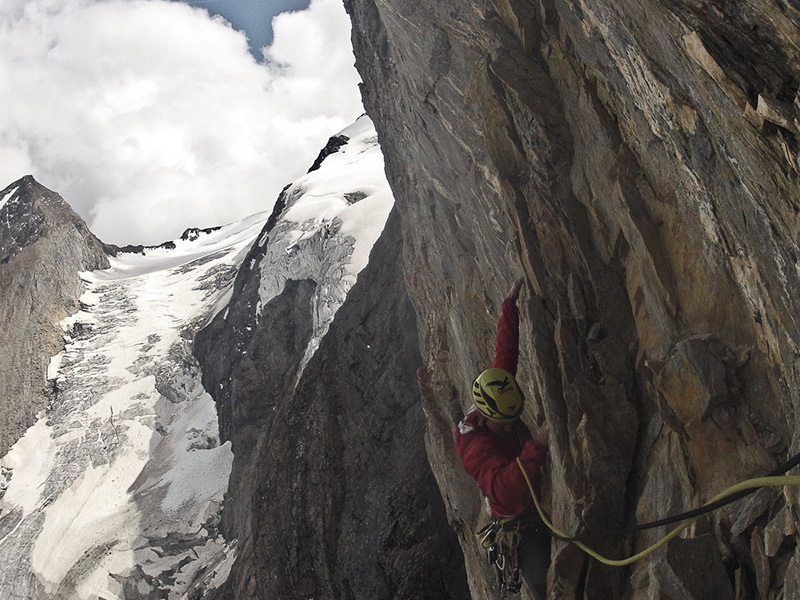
top-left (0, 215), bottom-right (265, 599)
top-left (254, 114), bottom-right (394, 369)
top-left (0, 115), bottom-right (395, 599)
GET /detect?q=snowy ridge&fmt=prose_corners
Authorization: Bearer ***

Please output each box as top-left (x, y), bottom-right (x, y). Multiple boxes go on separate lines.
top-left (0, 215), bottom-right (265, 599)
top-left (254, 114), bottom-right (394, 369)
top-left (0, 185), bottom-right (16, 214)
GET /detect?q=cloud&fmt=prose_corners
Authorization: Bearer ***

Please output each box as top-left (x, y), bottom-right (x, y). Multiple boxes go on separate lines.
top-left (0, 0), bottom-right (363, 245)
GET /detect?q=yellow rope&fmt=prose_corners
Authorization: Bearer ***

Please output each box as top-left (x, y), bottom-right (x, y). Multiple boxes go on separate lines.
top-left (516, 457), bottom-right (800, 567)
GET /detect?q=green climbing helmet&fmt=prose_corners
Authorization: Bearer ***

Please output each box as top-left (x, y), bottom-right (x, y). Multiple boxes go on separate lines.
top-left (472, 367), bottom-right (524, 423)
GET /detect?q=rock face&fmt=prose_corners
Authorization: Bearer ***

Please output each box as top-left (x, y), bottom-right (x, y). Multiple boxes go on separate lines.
top-left (195, 120), bottom-right (468, 599)
top-left (343, 0), bottom-right (800, 598)
top-left (0, 175), bottom-right (109, 455)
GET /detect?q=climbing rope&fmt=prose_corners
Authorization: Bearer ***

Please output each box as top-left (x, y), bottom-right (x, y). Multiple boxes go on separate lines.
top-left (592, 449), bottom-right (800, 537)
top-left (516, 455), bottom-right (800, 567)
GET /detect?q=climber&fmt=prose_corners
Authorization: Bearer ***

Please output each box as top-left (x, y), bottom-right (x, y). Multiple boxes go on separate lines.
top-left (455, 277), bottom-right (550, 599)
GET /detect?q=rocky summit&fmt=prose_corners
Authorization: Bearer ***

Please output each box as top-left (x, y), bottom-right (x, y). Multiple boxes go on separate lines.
top-left (343, 0), bottom-right (800, 598)
top-left (0, 176), bottom-right (109, 456)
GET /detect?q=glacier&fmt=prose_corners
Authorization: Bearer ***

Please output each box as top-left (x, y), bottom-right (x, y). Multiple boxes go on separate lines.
top-left (0, 115), bottom-right (393, 599)
top-left (0, 215), bottom-right (263, 599)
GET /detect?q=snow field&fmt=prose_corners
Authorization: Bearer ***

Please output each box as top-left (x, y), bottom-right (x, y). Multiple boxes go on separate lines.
top-left (256, 114), bottom-right (394, 371)
top-left (0, 185), bottom-right (17, 213)
top-left (0, 212), bottom-right (265, 599)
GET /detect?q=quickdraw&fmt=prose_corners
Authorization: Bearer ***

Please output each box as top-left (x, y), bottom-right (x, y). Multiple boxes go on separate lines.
top-left (477, 518), bottom-right (523, 595)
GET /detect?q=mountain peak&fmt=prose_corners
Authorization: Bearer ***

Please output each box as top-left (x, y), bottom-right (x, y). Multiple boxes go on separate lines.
top-left (0, 173), bottom-right (110, 457)
top-left (12, 174), bottom-right (43, 189)
top-left (0, 175), bottom-right (98, 264)
top-left (1, 174), bottom-right (62, 206)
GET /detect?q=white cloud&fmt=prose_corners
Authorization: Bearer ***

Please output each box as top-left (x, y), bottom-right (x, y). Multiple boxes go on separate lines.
top-left (0, 0), bottom-right (363, 245)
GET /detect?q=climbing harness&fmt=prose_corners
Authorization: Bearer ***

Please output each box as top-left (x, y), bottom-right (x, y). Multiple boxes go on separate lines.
top-left (516, 451), bottom-right (800, 567)
top-left (477, 517), bottom-right (523, 595)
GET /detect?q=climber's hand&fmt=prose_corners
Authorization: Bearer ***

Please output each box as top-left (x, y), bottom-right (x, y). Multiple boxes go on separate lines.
top-left (505, 278), bottom-right (524, 303)
top-left (534, 424), bottom-right (549, 447)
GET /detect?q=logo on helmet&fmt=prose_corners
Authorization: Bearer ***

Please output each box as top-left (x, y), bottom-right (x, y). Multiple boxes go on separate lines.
top-left (472, 368), bottom-right (523, 423)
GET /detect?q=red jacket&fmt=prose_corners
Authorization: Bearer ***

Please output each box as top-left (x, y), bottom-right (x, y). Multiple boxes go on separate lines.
top-left (455, 298), bottom-right (548, 518)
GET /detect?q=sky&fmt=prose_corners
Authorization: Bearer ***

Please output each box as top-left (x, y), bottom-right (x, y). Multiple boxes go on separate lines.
top-left (0, 0), bottom-right (365, 245)
top-left (172, 0), bottom-right (312, 58)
